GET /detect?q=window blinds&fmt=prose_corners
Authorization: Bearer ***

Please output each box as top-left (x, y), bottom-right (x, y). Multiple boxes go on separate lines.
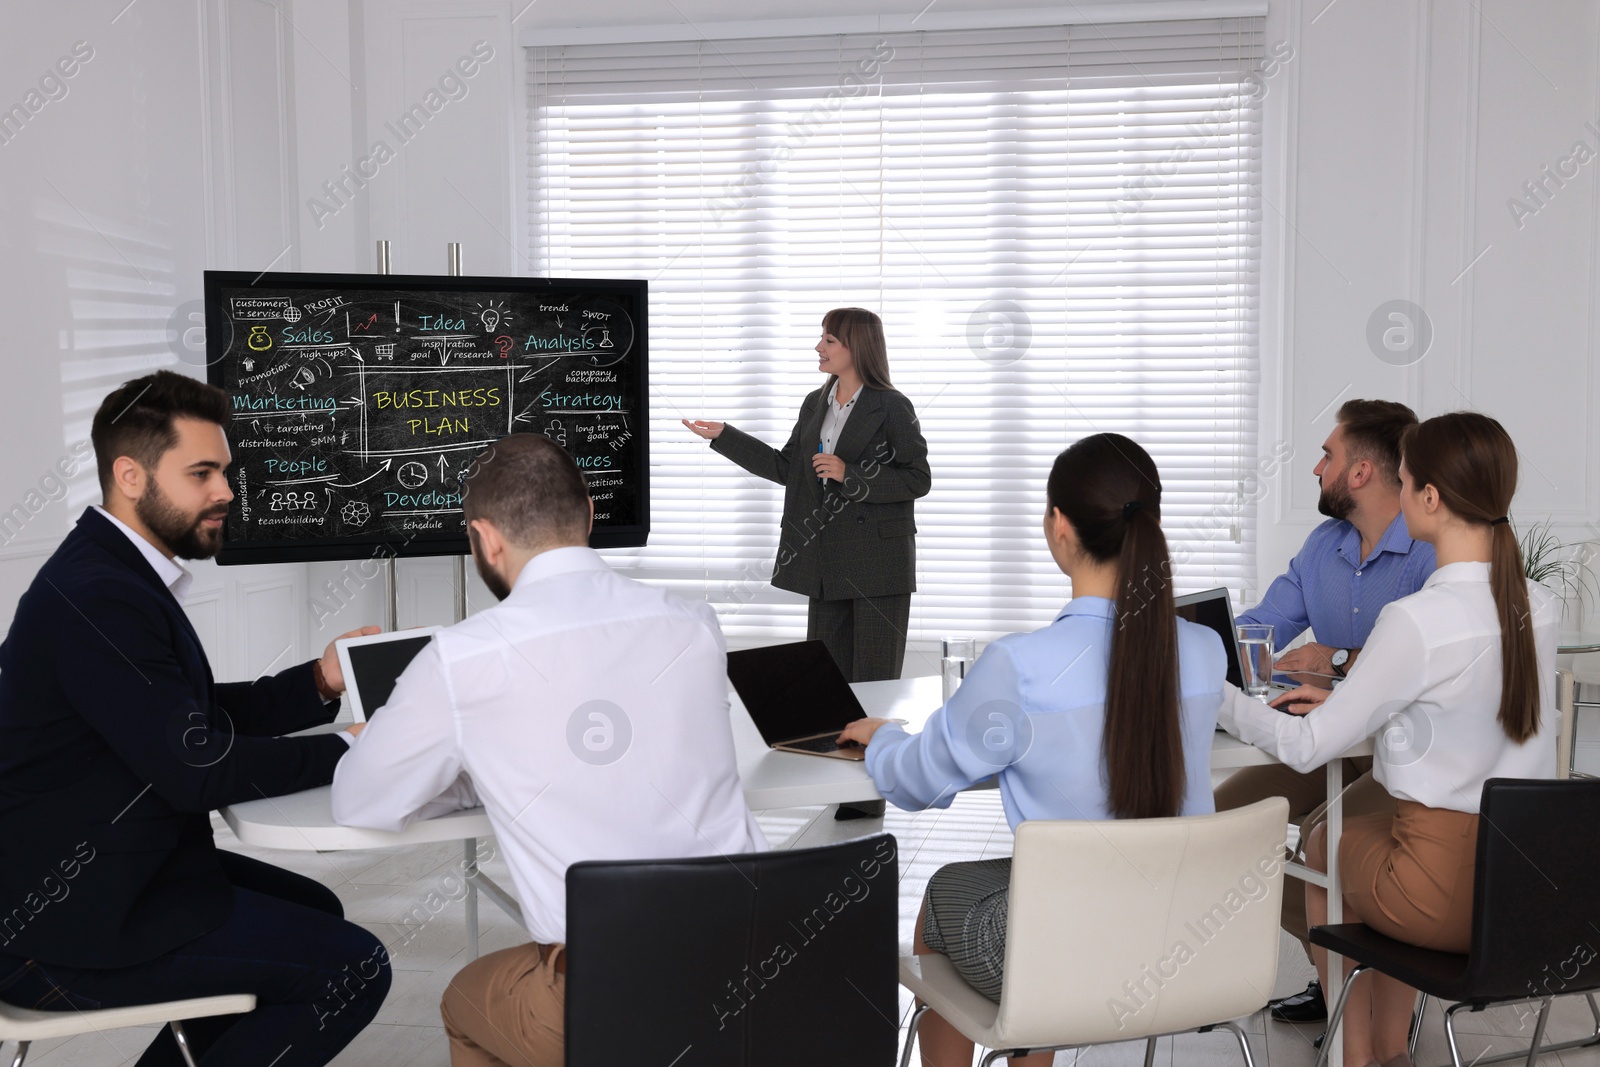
top-left (527, 18), bottom-right (1266, 652)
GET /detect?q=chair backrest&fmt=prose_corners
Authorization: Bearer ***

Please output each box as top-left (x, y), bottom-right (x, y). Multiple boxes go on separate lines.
top-left (564, 833), bottom-right (898, 1067)
top-left (1466, 777), bottom-right (1600, 1002)
top-left (993, 797), bottom-right (1288, 1049)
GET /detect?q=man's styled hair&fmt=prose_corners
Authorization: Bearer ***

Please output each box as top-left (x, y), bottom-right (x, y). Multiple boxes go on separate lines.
top-left (1336, 399), bottom-right (1418, 488)
top-left (461, 434), bottom-right (590, 547)
top-left (90, 370), bottom-right (230, 494)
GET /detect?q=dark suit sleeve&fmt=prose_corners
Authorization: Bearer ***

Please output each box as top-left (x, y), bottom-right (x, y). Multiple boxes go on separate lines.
top-left (710, 416), bottom-right (804, 486)
top-left (843, 392), bottom-right (930, 503)
top-left (214, 664), bottom-right (338, 738)
top-left (52, 587), bottom-right (347, 813)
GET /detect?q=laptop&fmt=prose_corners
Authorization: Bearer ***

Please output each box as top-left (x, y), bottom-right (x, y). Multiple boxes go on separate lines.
top-left (727, 640), bottom-right (870, 761)
top-left (1173, 588), bottom-right (1295, 699)
top-left (336, 627), bottom-right (442, 722)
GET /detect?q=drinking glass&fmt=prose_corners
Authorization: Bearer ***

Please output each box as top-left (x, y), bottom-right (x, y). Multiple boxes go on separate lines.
top-left (941, 637), bottom-right (976, 703)
top-left (1236, 624), bottom-right (1274, 699)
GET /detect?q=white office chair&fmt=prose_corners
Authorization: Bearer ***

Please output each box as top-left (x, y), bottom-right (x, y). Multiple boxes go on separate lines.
top-left (897, 797), bottom-right (1289, 1066)
top-left (0, 993), bottom-right (255, 1067)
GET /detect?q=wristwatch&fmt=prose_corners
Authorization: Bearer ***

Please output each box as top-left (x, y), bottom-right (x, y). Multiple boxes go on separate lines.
top-left (1330, 648), bottom-right (1351, 678)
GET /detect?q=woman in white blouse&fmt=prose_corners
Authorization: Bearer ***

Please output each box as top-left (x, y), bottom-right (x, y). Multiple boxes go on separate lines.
top-left (1221, 411), bottom-right (1557, 1067)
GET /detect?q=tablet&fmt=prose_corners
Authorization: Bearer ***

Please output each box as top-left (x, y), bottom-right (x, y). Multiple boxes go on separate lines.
top-left (336, 627), bottom-right (441, 722)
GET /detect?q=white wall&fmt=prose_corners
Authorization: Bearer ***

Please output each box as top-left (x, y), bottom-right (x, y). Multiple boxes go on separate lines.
top-left (3, 0), bottom-right (1597, 666)
top-left (1256, 0), bottom-right (1600, 614)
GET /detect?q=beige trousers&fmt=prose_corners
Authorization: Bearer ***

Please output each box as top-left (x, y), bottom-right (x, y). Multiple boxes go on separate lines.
top-left (440, 941), bottom-right (565, 1067)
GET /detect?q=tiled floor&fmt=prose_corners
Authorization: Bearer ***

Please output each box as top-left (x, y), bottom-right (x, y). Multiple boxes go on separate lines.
top-left (16, 789), bottom-right (1600, 1066)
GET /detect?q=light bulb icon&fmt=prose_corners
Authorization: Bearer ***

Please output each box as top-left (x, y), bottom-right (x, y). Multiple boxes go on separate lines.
top-left (480, 308), bottom-right (500, 332)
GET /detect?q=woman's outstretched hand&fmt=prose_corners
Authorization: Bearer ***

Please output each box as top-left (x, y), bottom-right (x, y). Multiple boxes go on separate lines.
top-left (682, 419), bottom-right (724, 440)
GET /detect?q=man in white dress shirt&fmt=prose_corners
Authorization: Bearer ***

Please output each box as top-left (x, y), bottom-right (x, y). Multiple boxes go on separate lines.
top-left (331, 433), bottom-right (766, 1067)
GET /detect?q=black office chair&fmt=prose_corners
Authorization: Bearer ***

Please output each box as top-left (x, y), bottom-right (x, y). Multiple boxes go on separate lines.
top-left (1311, 778), bottom-right (1600, 1067)
top-left (564, 833), bottom-right (899, 1067)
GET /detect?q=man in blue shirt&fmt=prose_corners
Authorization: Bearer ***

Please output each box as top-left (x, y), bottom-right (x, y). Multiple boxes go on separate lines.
top-left (1219, 399), bottom-right (1436, 1026)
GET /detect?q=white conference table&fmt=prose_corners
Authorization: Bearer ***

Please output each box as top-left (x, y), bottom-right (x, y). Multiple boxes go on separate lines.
top-left (224, 674), bottom-right (1367, 1059)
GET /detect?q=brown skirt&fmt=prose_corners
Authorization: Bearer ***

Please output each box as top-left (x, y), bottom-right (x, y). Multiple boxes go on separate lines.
top-left (1309, 798), bottom-right (1479, 954)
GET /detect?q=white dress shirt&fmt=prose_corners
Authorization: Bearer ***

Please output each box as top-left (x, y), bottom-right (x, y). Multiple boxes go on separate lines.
top-left (93, 505), bottom-right (192, 600)
top-left (331, 546), bottom-right (767, 944)
top-left (1220, 561), bottom-right (1558, 813)
top-left (818, 379), bottom-right (858, 453)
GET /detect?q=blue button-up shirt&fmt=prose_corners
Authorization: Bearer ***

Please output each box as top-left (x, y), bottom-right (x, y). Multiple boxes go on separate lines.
top-left (1237, 512), bottom-right (1436, 649)
top-left (864, 598), bottom-right (1226, 829)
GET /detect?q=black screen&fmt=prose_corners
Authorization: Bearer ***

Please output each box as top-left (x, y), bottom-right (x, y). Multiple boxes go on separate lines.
top-left (727, 640), bottom-right (867, 744)
top-left (205, 270), bottom-right (648, 564)
top-left (1175, 590), bottom-right (1244, 690)
top-left (347, 635), bottom-right (435, 719)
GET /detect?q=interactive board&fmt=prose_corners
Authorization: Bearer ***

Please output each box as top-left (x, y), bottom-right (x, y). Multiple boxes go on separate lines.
top-left (204, 271), bottom-right (647, 564)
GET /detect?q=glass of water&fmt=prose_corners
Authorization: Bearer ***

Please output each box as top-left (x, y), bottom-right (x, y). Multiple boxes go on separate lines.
top-left (1236, 624), bottom-right (1274, 699)
top-left (942, 636), bottom-right (976, 703)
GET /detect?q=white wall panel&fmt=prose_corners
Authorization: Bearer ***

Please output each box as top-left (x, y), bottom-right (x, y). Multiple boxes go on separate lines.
top-left (1452, 0), bottom-right (1599, 522)
top-left (1260, 0), bottom-right (1600, 592)
top-left (363, 2), bottom-right (518, 277)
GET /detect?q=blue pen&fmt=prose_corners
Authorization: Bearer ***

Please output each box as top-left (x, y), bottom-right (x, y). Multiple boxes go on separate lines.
top-left (817, 442), bottom-right (826, 484)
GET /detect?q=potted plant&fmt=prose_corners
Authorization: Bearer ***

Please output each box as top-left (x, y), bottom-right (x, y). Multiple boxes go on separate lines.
top-left (1515, 518), bottom-right (1598, 634)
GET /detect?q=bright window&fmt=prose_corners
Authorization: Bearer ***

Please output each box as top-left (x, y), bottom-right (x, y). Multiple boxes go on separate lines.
top-left (527, 18), bottom-right (1267, 654)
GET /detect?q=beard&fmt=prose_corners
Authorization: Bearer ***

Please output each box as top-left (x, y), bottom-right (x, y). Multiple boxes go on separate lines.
top-left (137, 477), bottom-right (228, 560)
top-left (468, 526), bottom-right (513, 601)
top-left (1317, 468), bottom-right (1356, 521)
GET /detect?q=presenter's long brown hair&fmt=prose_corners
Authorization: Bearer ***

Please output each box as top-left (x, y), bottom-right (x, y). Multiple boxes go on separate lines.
top-left (1048, 434), bottom-right (1184, 818)
top-left (1401, 413), bottom-right (1540, 743)
top-left (821, 307), bottom-right (893, 390)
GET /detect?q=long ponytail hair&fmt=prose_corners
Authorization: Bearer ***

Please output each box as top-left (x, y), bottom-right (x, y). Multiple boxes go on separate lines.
top-left (1400, 413), bottom-right (1540, 743)
top-left (1048, 434), bottom-right (1184, 818)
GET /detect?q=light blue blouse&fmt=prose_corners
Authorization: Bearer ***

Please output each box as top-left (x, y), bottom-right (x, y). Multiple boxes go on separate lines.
top-left (864, 597), bottom-right (1227, 829)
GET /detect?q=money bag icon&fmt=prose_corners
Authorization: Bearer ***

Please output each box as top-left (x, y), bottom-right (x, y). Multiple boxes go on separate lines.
top-left (247, 326), bottom-right (273, 351)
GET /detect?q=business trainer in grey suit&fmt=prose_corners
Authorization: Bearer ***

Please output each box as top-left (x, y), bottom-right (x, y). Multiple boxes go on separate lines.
top-left (684, 307), bottom-right (931, 682)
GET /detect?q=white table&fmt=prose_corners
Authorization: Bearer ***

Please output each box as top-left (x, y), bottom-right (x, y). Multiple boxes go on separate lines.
top-left (224, 675), bottom-right (1368, 1061)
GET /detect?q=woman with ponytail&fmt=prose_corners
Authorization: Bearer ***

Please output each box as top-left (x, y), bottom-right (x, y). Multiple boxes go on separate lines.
top-left (840, 433), bottom-right (1227, 1067)
top-left (1222, 412), bottom-right (1558, 1067)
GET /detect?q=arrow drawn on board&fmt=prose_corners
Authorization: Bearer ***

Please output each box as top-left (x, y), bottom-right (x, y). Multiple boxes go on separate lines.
top-left (555, 316), bottom-right (564, 329)
top-left (345, 395), bottom-right (365, 408)
top-left (514, 404), bottom-right (537, 424)
top-left (519, 359), bottom-right (561, 382)
top-left (437, 455), bottom-right (449, 481)
top-left (329, 458), bottom-right (392, 488)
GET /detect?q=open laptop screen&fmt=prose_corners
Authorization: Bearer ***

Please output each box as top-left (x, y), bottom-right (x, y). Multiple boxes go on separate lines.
top-left (727, 640), bottom-right (866, 745)
top-left (1174, 588), bottom-right (1244, 690)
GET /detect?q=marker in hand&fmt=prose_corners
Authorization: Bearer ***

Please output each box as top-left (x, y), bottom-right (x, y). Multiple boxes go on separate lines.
top-left (818, 442), bottom-right (826, 485)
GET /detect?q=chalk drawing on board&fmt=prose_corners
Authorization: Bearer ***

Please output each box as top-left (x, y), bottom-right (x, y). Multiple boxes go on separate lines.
top-left (397, 462), bottom-right (428, 489)
top-left (476, 300), bottom-right (511, 333)
top-left (206, 271), bottom-right (647, 563)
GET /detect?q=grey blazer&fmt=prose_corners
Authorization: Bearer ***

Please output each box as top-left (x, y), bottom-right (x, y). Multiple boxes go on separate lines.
top-left (711, 385), bottom-right (931, 601)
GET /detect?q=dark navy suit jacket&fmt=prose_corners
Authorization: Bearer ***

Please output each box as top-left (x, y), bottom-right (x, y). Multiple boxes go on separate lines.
top-left (0, 509), bottom-right (348, 968)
